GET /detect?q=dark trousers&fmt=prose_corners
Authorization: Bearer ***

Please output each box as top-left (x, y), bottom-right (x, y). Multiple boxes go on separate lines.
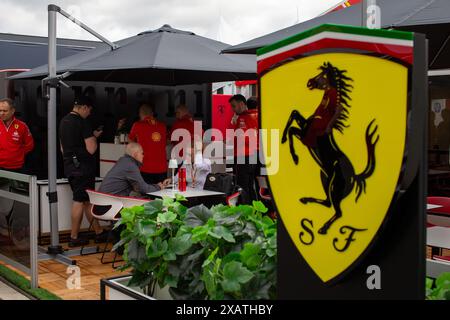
top-left (234, 158), bottom-right (258, 205)
top-left (141, 172), bottom-right (167, 185)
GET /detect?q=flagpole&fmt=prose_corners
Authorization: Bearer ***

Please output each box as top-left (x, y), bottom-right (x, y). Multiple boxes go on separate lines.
top-left (319, 0), bottom-right (350, 16)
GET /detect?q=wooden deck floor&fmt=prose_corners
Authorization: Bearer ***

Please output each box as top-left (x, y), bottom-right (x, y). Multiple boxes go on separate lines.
top-left (38, 249), bottom-right (126, 300)
top-left (1, 243), bottom-right (126, 300)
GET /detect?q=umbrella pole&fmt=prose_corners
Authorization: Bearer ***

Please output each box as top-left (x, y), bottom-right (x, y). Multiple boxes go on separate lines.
top-left (46, 6), bottom-right (61, 255)
top-left (38, 5), bottom-right (119, 265)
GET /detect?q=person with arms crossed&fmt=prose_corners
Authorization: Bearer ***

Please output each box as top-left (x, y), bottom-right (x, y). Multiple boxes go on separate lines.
top-left (0, 98), bottom-right (34, 172)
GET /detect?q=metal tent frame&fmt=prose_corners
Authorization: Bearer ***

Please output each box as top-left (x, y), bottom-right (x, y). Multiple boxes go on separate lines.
top-left (43, 4), bottom-right (118, 264)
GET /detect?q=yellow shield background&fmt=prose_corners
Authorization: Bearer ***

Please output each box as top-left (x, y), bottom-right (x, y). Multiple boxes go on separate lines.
top-left (261, 53), bottom-right (408, 283)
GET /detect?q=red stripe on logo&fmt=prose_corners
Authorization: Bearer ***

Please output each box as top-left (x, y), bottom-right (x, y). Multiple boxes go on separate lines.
top-left (258, 38), bottom-right (413, 74)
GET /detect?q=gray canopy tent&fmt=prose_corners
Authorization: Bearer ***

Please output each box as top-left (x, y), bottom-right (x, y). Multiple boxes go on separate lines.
top-left (10, 25), bottom-right (256, 84)
top-left (10, 5), bottom-right (256, 264)
top-left (223, 0), bottom-right (450, 69)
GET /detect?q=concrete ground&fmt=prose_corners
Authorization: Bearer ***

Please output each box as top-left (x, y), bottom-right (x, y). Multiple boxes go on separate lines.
top-left (0, 280), bottom-right (29, 300)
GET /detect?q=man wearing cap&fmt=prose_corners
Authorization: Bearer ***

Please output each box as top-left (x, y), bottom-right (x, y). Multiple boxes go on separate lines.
top-left (59, 96), bottom-right (107, 247)
top-left (0, 98), bottom-right (34, 172)
top-left (128, 103), bottom-right (168, 184)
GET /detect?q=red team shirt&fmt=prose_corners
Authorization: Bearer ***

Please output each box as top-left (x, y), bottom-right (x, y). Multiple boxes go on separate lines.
top-left (170, 115), bottom-right (204, 158)
top-left (0, 117), bottom-right (34, 169)
top-left (170, 115), bottom-right (195, 159)
top-left (229, 109), bottom-right (259, 157)
top-left (129, 116), bottom-right (167, 174)
top-left (171, 115), bottom-right (196, 139)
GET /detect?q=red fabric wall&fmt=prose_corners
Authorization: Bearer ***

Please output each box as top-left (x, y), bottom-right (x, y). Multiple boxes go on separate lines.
top-left (211, 94), bottom-right (233, 141)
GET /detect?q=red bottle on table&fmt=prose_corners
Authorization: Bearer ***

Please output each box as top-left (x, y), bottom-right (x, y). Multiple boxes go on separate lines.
top-left (178, 168), bottom-right (186, 191)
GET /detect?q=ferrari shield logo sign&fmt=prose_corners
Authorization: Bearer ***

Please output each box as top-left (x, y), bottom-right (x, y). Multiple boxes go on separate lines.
top-left (258, 25), bottom-right (414, 283)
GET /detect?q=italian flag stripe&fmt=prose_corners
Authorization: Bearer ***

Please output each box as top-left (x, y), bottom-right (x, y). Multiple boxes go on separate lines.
top-left (257, 25), bottom-right (414, 74)
top-left (257, 24), bottom-right (413, 57)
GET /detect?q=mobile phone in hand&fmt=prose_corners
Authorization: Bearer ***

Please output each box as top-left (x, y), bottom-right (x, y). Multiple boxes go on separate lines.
top-left (96, 125), bottom-right (104, 131)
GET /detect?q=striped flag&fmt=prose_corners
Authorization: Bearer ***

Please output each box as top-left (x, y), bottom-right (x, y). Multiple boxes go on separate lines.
top-left (321, 0), bottom-right (362, 15)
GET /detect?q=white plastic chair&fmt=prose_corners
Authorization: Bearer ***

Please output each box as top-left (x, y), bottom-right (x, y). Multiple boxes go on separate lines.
top-left (87, 190), bottom-right (124, 222)
top-left (227, 189), bottom-right (242, 206)
top-left (84, 190), bottom-right (150, 266)
top-left (256, 176), bottom-right (272, 201)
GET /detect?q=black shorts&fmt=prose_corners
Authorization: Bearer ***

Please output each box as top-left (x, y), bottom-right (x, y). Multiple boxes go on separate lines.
top-left (68, 175), bottom-right (95, 202)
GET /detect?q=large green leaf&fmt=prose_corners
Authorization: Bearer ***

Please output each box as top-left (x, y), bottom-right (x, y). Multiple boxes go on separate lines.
top-left (169, 233), bottom-right (193, 255)
top-left (128, 270), bottom-right (151, 288)
top-left (144, 200), bottom-right (163, 214)
top-left (175, 194), bottom-right (187, 202)
top-left (222, 252), bottom-right (241, 265)
top-left (228, 223), bottom-right (245, 237)
top-left (119, 208), bottom-right (135, 225)
top-left (252, 201), bottom-right (268, 213)
top-left (175, 204), bottom-right (188, 217)
top-left (244, 277), bottom-right (273, 300)
top-left (445, 290), bottom-right (450, 300)
top-left (162, 197), bottom-right (175, 207)
top-left (163, 251), bottom-right (177, 261)
top-left (202, 267), bottom-right (217, 297)
top-left (157, 211), bottom-right (177, 224)
top-left (147, 238), bottom-right (168, 258)
top-left (127, 238), bottom-right (147, 263)
top-left (221, 261), bottom-right (254, 293)
top-left (241, 222), bottom-right (257, 238)
top-left (202, 247), bottom-right (219, 268)
top-left (266, 248), bottom-right (276, 258)
top-left (138, 221), bottom-right (157, 237)
top-left (240, 243), bottom-right (262, 269)
top-left (436, 272), bottom-right (450, 288)
top-left (185, 205), bottom-right (213, 228)
top-left (179, 248), bottom-right (205, 276)
top-left (234, 205), bottom-right (254, 217)
top-left (191, 225), bottom-right (209, 243)
top-left (168, 263), bottom-right (182, 277)
top-left (215, 213), bottom-right (242, 226)
top-left (211, 226), bottom-right (235, 243)
top-left (426, 277), bottom-right (434, 290)
top-left (164, 274), bottom-right (178, 288)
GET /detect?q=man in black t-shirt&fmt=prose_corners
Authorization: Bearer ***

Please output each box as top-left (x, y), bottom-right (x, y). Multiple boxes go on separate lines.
top-left (59, 96), bottom-right (107, 247)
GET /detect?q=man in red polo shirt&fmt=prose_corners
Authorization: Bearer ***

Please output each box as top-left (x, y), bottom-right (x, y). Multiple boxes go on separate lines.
top-left (129, 103), bottom-right (167, 184)
top-left (0, 98), bottom-right (34, 172)
top-left (170, 104), bottom-right (203, 160)
top-left (228, 94), bottom-right (259, 204)
top-left (172, 104), bottom-right (195, 138)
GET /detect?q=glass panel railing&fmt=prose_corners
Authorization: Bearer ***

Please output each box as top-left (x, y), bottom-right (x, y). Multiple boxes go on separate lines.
top-left (0, 170), bottom-right (38, 288)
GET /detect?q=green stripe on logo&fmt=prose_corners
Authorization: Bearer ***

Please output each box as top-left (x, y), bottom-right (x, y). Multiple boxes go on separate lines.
top-left (257, 24), bottom-right (414, 56)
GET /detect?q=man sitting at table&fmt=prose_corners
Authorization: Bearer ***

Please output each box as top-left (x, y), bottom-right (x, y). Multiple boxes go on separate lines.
top-left (99, 142), bottom-right (170, 196)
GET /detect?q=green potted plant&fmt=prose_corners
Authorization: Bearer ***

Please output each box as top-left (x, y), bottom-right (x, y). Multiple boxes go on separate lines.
top-left (426, 272), bottom-right (450, 300)
top-left (104, 195), bottom-right (277, 300)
